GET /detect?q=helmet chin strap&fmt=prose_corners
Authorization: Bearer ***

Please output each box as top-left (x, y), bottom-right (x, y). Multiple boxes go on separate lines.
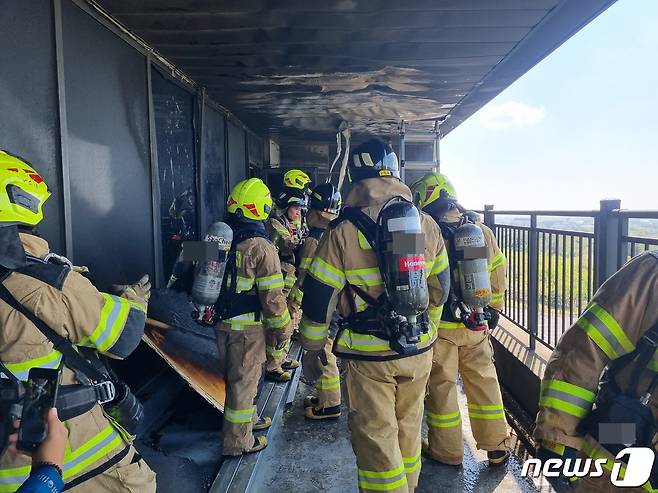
top-left (0, 225), bottom-right (28, 269)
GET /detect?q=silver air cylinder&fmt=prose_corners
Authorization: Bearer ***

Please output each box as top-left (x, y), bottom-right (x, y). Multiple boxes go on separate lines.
top-left (190, 222), bottom-right (233, 306)
top-left (453, 222), bottom-right (492, 309)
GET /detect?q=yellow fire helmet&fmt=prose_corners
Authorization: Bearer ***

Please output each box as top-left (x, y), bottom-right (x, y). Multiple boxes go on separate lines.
top-left (0, 150), bottom-right (51, 227)
top-left (410, 172), bottom-right (458, 211)
top-left (283, 169), bottom-right (312, 194)
top-left (227, 178), bottom-right (273, 221)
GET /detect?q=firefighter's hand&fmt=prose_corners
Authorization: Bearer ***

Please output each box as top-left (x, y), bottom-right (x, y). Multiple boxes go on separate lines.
top-left (112, 275), bottom-right (151, 304)
top-left (302, 349), bottom-right (327, 383)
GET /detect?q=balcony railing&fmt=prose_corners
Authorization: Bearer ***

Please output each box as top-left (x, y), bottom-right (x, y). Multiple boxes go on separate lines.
top-left (481, 201), bottom-right (658, 350)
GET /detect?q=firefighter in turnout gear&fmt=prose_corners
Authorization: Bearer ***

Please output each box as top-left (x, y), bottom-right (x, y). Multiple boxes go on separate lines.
top-left (411, 172), bottom-right (510, 467)
top-left (299, 140), bottom-right (449, 493)
top-left (288, 183), bottom-right (343, 420)
top-left (264, 186), bottom-right (306, 381)
top-left (535, 251), bottom-right (658, 492)
top-left (0, 151), bottom-right (156, 492)
top-left (217, 178), bottom-right (291, 455)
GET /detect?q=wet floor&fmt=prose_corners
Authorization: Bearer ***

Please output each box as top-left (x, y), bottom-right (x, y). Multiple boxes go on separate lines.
top-left (255, 378), bottom-right (549, 493)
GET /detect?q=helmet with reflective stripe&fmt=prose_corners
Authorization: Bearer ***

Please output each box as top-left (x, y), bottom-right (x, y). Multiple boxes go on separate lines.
top-left (283, 169), bottom-right (312, 194)
top-left (410, 172), bottom-right (458, 211)
top-left (0, 150), bottom-right (51, 227)
top-left (275, 187), bottom-right (307, 209)
top-left (309, 183), bottom-right (342, 215)
top-left (227, 178), bottom-right (272, 221)
top-left (348, 139), bottom-right (399, 182)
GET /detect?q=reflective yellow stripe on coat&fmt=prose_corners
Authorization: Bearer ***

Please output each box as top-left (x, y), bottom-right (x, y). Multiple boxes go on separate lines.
top-left (0, 424), bottom-right (123, 492)
top-left (2, 350), bottom-right (62, 381)
top-left (539, 379), bottom-right (595, 419)
top-left (79, 293), bottom-right (137, 352)
top-left (576, 303), bottom-right (635, 360)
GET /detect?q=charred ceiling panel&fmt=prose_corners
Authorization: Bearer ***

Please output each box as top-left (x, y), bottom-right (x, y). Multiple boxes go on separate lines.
top-left (95, 0), bottom-right (616, 141)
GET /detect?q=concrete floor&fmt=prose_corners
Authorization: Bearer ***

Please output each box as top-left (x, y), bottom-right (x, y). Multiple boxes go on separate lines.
top-left (254, 379), bottom-right (546, 493)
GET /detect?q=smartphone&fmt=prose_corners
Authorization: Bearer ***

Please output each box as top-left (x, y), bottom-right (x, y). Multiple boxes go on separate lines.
top-left (17, 367), bottom-right (61, 451)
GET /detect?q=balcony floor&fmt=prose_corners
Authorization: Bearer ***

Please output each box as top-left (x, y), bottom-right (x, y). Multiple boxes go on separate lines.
top-left (254, 377), bottom-right (542, 492)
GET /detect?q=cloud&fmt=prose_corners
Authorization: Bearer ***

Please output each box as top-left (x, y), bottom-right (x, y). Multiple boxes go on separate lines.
top-left (478, 101), bottom-right (546, 130)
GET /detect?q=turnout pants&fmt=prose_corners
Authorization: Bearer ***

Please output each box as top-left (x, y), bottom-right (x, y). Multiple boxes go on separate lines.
top-left (315, 337), bottom-right (341, 408)
top-left (425, 328), bottom-right (509, 464)
top-left (69, 447), bottom-right (156, 493)
top-left (216, 327), bottom-right (266, 455)
top-left (345, 350), bottom-right (432, 493)
top-left (266, 263), bottom-right (297, 372)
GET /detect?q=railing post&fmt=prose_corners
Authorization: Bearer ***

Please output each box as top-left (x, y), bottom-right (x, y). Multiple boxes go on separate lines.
top-left (618, 212), bottom-right (630, 268)
top-left (527, 214), bottom-right (539, 350)
top-left (594, 199), bottom-right (622, 290)
top-left (484, 204), bottom-right (495, 231)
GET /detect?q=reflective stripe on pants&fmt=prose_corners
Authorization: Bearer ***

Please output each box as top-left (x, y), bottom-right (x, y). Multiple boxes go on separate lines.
top-left (216, 327), bottom-right (265, 454)
top-left (425, 329), bottom-right (509, 464)
top-left (345, 351), bottom-right (432, 493)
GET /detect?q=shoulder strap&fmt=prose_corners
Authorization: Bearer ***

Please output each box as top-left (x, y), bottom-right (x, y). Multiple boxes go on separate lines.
top-left (334, 207), bottom-right (378, 250)
top-left (0, 283), bottom-right (108, 383)
top-left (605, 320), bottom-right (658, 396)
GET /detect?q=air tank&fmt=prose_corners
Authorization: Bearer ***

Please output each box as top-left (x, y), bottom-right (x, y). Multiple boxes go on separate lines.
top-left (378, 201), bottom-right (429, 320)
top-left (453, 222), bottom-right (492, 310)
top-left (190, 222), bottom-right (233, 306)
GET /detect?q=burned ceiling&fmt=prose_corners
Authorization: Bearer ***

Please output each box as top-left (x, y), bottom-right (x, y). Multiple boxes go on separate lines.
top-left (95, 0), bottom-right (616, 141)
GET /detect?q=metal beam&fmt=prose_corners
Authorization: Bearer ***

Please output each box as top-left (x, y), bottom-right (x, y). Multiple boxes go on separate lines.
top-left (53, 0), bottom-right (74, 260)
top-left (146, 56), bottom-right (164, 288)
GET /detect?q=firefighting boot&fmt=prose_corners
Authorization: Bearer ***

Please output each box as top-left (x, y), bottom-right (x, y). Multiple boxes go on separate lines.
top-left (304, 395), bottom-right (319, 408)
top-left (304, 405), bottom-right (341, 420)
top-left (244, 435), bottom-right (268, 454)
top-left (421, 438), bottom-right (462, 467)
top-left (265, 369), bottom-right (291, 382)
top-left (253, 416), bottom-right (272, 431)
top-left (487, 450), bottom-right (510, 465)
top-left (282, 358), bottom-right (300, 370)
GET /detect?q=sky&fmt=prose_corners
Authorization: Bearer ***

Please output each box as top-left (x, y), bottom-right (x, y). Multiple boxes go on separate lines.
top-left (440, 0), bottom-right (658, 211)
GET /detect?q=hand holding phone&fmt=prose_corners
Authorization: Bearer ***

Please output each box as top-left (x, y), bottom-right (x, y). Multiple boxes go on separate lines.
top-left (17, 368), bottom-right (60, 452)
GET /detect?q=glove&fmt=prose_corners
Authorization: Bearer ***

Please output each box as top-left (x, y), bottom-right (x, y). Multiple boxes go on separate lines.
top-left (537, 441), bottom-right (578, 492)
top-left (302, 349), bottom-right (328, 383)
top-left (488, 308), bottom-right (500, 330)
top-left (111, 274), bottom-right (151, 305)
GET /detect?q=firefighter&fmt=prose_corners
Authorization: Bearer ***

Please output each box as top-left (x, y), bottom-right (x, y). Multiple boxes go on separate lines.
top-left (217, 178), bottom-right (291, 455)
top-left (0, 150), bottom-right (156, 491)
top-left (411, 172), bottom-right (510, 466)
top-left (264, 186), bottom-right (306, 381)
top-left (535, 251), bottom-right (658, 492)
top-left (299, 139), bottom-right (449, 493)
top-left (288, 183), bottom-right (343, 420)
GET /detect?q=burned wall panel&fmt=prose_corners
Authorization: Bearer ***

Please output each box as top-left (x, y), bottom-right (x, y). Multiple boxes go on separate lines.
top-left (201, 105), bottom-right (227, 231)
top-left (0, 1), bottom-right (63, 252)
top-left (62, 1), bottom-right (154, 288)
top-left (151, 69), bottom-right (198, 279)
top-left (227, 121), bottom-right (247, 188)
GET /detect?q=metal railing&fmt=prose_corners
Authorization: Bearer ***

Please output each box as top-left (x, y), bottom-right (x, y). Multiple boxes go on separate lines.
top-left (482, 202), bottom-right (658, 350)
